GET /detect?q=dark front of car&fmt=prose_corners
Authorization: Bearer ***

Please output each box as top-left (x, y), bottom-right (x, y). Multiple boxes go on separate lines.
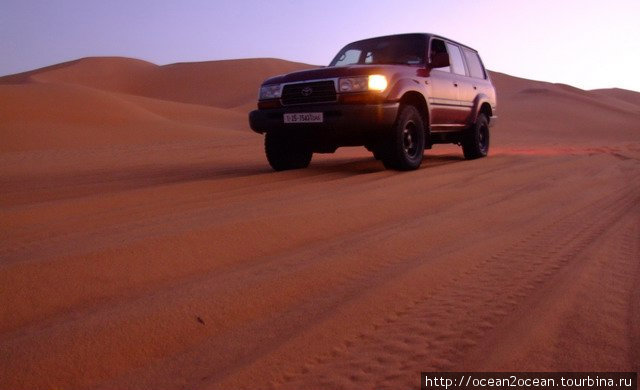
top-left (249, 68), bottom-right (402, 150)
top-left (248, 34), bottom-right (428, 151)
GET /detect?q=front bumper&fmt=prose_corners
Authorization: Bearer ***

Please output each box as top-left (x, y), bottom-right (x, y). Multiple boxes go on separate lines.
top-left (248, 102), bottom-right (400, 146)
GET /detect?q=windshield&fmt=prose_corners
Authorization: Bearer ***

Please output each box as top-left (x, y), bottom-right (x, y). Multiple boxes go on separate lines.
top-left (329, 34), bottom-right (426, 67)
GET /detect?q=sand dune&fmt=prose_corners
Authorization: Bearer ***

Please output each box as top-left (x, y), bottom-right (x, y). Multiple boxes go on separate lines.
top-left (0, 57), bottom-right (313, 152)
top-left (2, 56), bottom-right (312, 108)
top-left (0, 57), bottom-right (639, 390)
top-left (591, 87), bottom-right (640, 107)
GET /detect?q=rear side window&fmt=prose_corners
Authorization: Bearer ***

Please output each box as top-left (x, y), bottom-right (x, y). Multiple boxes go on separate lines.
top-left (463, 48), bottom-right (486, 79)
top-left (445, 43), bottom-right (466, 76)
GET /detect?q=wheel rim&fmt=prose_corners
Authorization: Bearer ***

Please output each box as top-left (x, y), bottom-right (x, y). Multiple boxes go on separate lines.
top-left (478, 123), bottom-right (489, 154)
top-left (402, 120), bottom-right (419, 158)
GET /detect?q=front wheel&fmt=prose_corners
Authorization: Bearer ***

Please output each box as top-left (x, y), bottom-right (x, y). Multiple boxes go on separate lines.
top-left (462, 113), bottom-right (490, 159)
top-left (264, 132), bottom-right (312, 171)
top-left (380, 105), bottom-right (425, 170)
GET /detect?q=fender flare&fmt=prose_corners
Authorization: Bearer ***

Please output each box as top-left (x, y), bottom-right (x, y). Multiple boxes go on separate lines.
top-left (385, 78), bottom-right (431, 126)
top-left (469, 93), bottom-right (493, 125)
top-left (387, 79), bottom-right (429, 107)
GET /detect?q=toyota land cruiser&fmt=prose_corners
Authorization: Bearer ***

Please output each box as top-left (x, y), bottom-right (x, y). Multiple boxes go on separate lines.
top-left (249, 33), bottom-right (497, 171)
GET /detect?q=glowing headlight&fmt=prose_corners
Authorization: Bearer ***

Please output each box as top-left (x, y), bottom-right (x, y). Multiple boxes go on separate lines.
top-left (259, 84), bottom-right (282, 100)
top-left (339, 75), bottom-right (388, 93)
top-left (368, 75), bottom-right (388, 91)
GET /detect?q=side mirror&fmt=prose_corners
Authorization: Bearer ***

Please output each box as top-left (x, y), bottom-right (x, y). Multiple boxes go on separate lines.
top-left (429, 52), bottom-right (450, 69)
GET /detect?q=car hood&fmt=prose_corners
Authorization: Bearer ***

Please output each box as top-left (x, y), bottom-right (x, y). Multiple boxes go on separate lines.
top-left (262, 65), bottom-right (413, 85)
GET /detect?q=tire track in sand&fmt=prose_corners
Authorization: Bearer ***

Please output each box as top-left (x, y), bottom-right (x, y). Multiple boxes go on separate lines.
top-left (273, 188), bottom-right (639, 390)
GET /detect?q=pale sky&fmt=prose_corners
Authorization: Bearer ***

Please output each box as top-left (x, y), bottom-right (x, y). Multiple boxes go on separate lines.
top-left (1, 0), bottom-right (639, 91)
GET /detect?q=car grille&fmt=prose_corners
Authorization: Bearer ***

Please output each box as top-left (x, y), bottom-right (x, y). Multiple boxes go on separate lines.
top-left (281, 80), bottom-right (336, 105)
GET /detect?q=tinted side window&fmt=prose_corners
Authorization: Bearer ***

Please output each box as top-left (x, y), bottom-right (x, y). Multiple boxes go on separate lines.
top-left (430, 39), bottom-right (450, 73)
top-left (445, 43), bottom-right (466, 76)
top-left (463, 48), bottom-right (486, 79)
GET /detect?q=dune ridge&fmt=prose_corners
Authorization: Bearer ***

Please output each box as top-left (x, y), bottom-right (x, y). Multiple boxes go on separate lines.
top-left (1, 57), bottom-right (637, 153)
top-left (0, 57), bottom-right (315, 152)
top-left (1, 56), bottom-right (314, 108)
top-left (1, 56), bottom-right (639, 390)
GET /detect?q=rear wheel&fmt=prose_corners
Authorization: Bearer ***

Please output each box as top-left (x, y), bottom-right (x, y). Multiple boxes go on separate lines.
top-left (264, 132), bottom-right (312, 171)
top-left (380, 105), bottom-right (425, 170)
top-left (462, 113), bottom-right (490, 159)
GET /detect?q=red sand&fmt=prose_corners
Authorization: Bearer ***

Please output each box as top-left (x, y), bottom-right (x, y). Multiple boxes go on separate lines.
top-left (1, 57), bottom-right (639, 390)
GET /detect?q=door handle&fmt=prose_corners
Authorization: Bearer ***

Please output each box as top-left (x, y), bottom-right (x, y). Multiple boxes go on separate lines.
top-left (453, 83), bottom-right (458, 87)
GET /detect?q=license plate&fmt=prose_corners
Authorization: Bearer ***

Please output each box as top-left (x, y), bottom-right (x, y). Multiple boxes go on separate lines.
top-left (283, 112), bottom-right (323, 123)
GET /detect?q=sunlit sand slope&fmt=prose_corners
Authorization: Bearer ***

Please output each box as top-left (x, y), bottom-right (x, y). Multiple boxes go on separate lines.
top-left (1, 57), bottom-right (638, 390)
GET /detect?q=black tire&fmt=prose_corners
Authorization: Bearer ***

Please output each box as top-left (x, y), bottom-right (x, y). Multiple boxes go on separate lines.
top-left (380, 105), bottom-right (425, 170)
top-left (264, 132), bottom-right (312, 171)
top-left (462, 113), bottom-right (490, 159)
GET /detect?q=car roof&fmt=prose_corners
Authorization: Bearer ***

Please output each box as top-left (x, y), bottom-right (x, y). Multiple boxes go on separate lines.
top-left (428, 33), bottom-right (478, 52)
top-left (347, 33), bottom-right (479, 53)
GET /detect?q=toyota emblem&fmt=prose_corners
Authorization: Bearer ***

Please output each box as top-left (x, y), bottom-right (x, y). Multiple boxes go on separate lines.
top-left (301, 87), bottom-right (313, 96)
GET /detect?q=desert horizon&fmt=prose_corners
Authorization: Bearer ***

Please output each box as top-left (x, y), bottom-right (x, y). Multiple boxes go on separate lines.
top-left (1, 54), bottom-right (639, 389)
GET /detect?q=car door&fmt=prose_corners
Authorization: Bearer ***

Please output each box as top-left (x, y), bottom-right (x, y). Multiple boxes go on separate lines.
top-left (427, 38), bottom-right (461, 127)
top-left (444, 42), bottom-right (474, 125)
